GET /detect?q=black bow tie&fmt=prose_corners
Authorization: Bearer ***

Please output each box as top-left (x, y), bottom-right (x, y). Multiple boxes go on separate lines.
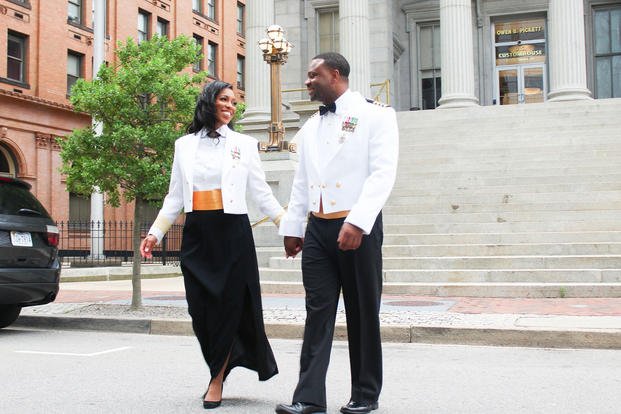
top-left (319, 102), bottom-right (336, 115)
top-left (206, 130), bottom-right (221, 138)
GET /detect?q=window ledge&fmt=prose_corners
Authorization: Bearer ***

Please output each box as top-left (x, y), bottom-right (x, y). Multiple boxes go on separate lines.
top-left (0, 77), bottom-right (30, 90)
top-left (67, 19), bottom-right (94, 33)
top-left (192, 10), bottom-right (218, 25)
top-left (6, 0), bottom-right (32, 10)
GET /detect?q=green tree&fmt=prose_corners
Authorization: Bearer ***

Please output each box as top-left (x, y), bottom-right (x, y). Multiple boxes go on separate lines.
top-left (59, 35), bottom-right (207, 309)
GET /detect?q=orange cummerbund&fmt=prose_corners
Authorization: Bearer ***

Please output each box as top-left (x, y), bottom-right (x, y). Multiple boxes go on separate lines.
top-left (312, 210), bottom-right (350, 219)
top-left (192, 189), bottom-right (223, 211)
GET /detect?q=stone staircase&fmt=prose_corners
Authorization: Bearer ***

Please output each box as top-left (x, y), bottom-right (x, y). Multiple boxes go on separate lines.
top-left (254, 98), bottom-right (621, 297)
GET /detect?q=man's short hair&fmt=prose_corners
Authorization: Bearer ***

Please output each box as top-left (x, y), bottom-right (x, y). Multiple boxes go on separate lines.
top-left (313, 52), bottom-right (350, 79)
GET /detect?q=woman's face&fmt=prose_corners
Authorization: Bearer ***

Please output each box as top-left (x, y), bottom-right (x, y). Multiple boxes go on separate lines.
top-left (213, 88), bottom-right (237, 129)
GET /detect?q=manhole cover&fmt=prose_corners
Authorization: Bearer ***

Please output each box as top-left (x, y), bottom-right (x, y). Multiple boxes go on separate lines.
top-left (147, 295), bottom-right (186, 301)
top-left (384, 300), bottom-right (442, 307)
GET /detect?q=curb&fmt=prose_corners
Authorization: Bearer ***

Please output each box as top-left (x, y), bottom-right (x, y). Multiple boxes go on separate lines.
top-left (13, 315), bottom-right (621, 349)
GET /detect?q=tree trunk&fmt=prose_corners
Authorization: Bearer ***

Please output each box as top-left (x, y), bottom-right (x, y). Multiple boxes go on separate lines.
top-left (130, 197), bottom-right (143, 309)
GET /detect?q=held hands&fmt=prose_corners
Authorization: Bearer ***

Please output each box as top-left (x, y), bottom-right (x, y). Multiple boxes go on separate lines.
top-left (284, 236), bottom-right (304, 258)
top-left (337, 222), bottom-right (363, 251)
top-left (140, 234), bottom-right (158, 259)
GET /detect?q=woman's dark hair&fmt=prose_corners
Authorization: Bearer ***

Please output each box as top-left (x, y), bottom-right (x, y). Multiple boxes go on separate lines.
top-left (187, 80), bottom-right (235, 134)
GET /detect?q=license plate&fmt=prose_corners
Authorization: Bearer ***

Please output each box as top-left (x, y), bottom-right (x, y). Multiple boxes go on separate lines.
top-left (10, 231), bottom-right (33, 247)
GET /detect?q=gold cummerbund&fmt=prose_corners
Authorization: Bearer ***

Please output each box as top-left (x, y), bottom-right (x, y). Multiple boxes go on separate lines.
top-left (312, 210), bottom-right (350, 219)
top-left (192, 189), bottom-right (223, 211)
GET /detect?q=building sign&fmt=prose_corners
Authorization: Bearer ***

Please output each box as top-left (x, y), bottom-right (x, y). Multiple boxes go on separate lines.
top-left (495, 18), bottom-right (546, 66)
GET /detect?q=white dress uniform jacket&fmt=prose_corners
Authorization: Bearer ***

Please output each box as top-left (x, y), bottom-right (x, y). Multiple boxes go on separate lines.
top-left (148, 125), bottom-right (284, 243)
top-left (279, 90), bottom-right (399, 238)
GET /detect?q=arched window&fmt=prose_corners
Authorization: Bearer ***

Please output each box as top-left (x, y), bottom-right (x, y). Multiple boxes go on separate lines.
top-left (0, 145), bottom-right (16, 177)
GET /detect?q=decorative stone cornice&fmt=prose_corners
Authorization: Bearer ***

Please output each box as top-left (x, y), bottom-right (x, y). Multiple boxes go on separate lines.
top-left (0, 88), bottom-right (78, 113)
top-left (35, 133), bottom-right (61, 151)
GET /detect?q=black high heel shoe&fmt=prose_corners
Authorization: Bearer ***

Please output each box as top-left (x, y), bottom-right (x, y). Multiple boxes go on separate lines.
top-left (202, 379), bottom-right (223, 409)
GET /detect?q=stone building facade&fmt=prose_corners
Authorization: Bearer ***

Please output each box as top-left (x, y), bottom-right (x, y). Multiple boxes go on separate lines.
top-left (0, 0), bottom-right (246, 222)
top-left (243, 0), bottom-right (620, 120)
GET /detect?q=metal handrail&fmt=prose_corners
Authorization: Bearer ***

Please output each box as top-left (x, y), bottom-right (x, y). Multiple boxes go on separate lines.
top-left (282, 79), bottom-right (391, 105)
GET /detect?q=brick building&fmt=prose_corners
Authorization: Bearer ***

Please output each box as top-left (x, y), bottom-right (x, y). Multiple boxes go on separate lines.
top-left (0, 0), bottom-right (246, 223)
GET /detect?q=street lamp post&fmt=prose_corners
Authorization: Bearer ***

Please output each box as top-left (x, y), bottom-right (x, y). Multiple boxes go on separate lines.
top-left (258, 25), bottom-right (292, 151)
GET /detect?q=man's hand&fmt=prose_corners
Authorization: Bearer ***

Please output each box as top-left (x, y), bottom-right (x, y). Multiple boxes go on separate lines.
top-left (284, 236), bottom-right (304, 258)
top-left (337, 223), bottom-right (363, 251)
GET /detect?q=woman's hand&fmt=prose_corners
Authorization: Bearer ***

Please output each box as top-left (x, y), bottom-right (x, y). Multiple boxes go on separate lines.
top-left (140, 234), bottom-right (158, 259)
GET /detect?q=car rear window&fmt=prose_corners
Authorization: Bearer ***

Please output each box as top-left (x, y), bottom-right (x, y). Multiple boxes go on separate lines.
top-left (0, 182), bottom-right (52, 218)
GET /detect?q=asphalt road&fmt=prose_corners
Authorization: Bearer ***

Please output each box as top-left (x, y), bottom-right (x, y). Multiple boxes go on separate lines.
top-left (1, 328), bottom-right (620, 414)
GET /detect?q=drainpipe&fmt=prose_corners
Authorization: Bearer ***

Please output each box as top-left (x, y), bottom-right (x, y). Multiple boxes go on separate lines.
top-left (475, 0), bottom-right (485, 104)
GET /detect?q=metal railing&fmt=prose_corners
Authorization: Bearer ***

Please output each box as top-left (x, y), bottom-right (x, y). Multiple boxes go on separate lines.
top-left (282, 79), bottom-right (391, 105)
top-left (56, 220), bottom-right (182, 267)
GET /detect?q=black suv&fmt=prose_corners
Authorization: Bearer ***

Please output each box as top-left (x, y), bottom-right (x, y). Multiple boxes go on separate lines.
top-left (0, 177), bottom-right (60, 328)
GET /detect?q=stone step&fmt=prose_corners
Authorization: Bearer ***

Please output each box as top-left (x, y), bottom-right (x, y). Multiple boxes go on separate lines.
top-left (258, 243), bottom-right (621, 266)
top-left (385, 192), bottom-right (621, 205)
top-left (391, 173), bottom-right (621, 188)
top-left (381, 243), bottom-right (621, 256)
top-left (392, 182), bottom-right (621, 195)
top-left (383, 231), bottom-right (621, 245)
top-left (268, 255), bottom-right (621, 271)
top-left (261, 266), bottom-right (621, 283)
top-left (383, 201), bottom-right (621, 214)
top-left (382, 210), bottom-right (621, 225)
top-left (394, 166), bottom-right (621, 180)
top-left (399, 139), bottom-right (621, 152)
top-left (394, 159), bottom-right (621, 173)
top-left (399, 149), bottom-right (621, 162)
top-left (258, 280), bottom-right (621, 298)
top-left (382, 221), bottom-right (621, 233)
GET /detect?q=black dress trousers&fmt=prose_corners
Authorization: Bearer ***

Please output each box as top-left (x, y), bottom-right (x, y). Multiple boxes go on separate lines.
top-left (292, 213), bottom-right (383, 407)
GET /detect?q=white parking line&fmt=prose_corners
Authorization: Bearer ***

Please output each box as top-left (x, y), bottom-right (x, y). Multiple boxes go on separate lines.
top-left (15, 346), bottom-right (132, 357)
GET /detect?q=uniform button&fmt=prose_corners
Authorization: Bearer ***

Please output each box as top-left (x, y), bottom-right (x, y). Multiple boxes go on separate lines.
top-left (310, 185), bottom-right (314, 189)
top-left (321, 184), bottom-right (326, 189)
top-left (336, 182), bottom-right (342, 188)
top-left (230, 200), bottom-right (234, 203)
top-left (330, 200), bottom-right (336, 206)
top-left (312, 201), bottom-right (316, 205)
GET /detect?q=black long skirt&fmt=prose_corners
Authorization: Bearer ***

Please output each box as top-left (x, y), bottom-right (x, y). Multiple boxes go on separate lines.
top-left (180, 210), bottom-right (278, 381)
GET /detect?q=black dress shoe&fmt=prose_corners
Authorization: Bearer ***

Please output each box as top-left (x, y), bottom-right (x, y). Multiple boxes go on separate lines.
top-left (202, 381), bottom-right (223, 409)
top-left (275, 402), bottom-right (327, 414)
top-left (340, 400), bottom-right (379, 414)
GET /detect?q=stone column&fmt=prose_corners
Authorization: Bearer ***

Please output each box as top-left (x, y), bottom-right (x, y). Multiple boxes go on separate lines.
top-left (547, 0), bottom-right (592, 101)
top-left (339, 0), bottom-right (370, 97)
top-left (438, 0), bottom-right (479, 108)
top-left (243, 0), bottom-right (273, 122)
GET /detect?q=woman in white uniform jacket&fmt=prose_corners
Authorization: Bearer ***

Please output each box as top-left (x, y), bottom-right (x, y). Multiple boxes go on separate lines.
top-left (140, 81), bottom-right (284, 410)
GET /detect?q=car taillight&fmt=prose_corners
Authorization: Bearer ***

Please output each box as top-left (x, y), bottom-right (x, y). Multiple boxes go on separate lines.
top-left (46, 225), bottom-right (59, 247)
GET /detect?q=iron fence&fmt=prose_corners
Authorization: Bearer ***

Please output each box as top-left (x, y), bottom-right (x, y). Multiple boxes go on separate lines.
top-left (56, 221), bottom-right (182, 267)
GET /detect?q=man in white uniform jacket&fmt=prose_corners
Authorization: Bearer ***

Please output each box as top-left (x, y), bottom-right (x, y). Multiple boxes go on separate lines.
top-left (276, 53), bottom-right (399, 414)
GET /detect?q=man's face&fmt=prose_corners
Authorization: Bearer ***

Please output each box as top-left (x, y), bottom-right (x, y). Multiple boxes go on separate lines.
top-left (304, 58), bottom-right (336, 103)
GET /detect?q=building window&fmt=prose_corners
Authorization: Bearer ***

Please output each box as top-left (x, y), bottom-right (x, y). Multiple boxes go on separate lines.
top-left (192, 0), bottom-right (201, 13)
top-left (69, 193), bottom-right (91, 227)
top-left (237, 55), bottom-right (245, 89)
top-left (7, 32), bottom-right (27, 83)
top-left (193, 35), bottom-right (204, 72)
top-left (207, 0), bottom-right (215, 20)
top-left (593, 6), bottom-right (621, 98)
top-left (207, 41), bottom-right (217, 77)
top-left (157, 18), bottom-right (169, 37)
top-left (68, 0), bottom-right (82, 24)
top-left (417, 22), bottom-right (441, 110)
top-left (67, 51), bottom-right (83, 95)
top-left (137, 10), bottom-right (150, 43)
top-left (237, 3), bottom-right (245, 36)
top-left (0, 145), bottom-right (16, 177)
top-left (317, 8), bottom-right (339, 53)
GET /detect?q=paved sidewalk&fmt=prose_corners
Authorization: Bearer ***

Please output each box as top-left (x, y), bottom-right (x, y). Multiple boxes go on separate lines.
top-left (15, 275), bottom-right (621, 349)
